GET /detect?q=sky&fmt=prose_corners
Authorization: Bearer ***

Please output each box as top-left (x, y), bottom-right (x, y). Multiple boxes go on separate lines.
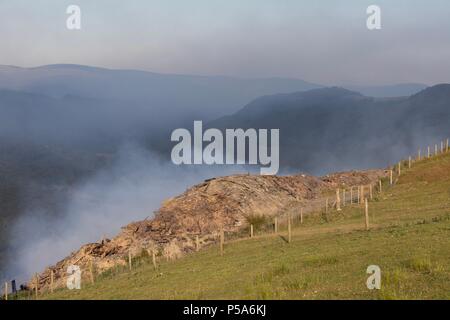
top-left (1, 0), bottom-right (450, 85)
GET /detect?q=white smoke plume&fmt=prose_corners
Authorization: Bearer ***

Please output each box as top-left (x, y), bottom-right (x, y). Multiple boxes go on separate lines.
top-left (7, 143), bottom-right (245, 283)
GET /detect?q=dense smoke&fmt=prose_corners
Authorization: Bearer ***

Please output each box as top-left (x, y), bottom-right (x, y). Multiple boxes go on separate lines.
top-left (5, 143), bottom-right (245, 283)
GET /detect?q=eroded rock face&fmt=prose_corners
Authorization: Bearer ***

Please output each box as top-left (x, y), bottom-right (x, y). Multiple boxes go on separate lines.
top-left (154, 174), bottom-right (327, 234)
top-left (30, 170), bottom-right (387, 291)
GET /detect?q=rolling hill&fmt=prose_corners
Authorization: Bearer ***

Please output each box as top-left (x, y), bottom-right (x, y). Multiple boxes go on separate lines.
top-left (0, 64), bottom-right (321, 121)
top-left (25, 147), bottom-right (450, 300)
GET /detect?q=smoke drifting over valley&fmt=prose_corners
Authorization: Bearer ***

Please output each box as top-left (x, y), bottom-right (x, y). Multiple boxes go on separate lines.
top-left (5, 144), bottom-right (244, 282)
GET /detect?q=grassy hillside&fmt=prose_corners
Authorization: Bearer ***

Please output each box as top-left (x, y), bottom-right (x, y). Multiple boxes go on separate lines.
top-left (33, 153), bottom-right (450, 299)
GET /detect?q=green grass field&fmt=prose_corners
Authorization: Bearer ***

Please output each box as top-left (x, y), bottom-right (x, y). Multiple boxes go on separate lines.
top-left (38, 153), bottom-right (450, 300)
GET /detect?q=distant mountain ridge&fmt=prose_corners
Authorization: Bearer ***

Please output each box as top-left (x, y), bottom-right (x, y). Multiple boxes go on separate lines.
top-left (344, 83), bottom-right (428, 97)
top-left (0, 64), bottom-right (429, 115)
top-left (0, 64), bottom-right (321, 121)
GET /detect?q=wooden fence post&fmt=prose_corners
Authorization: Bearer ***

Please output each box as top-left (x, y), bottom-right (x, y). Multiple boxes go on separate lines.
top-left (365, 199), bottom-right (370, 231)
top-left (360, 185), bottom-right (365, 204)
top-left (428, 146), bottom-right (430, 158)
top-left (220, 228), bottom-right (224, 256)
top-left (4, 282), bottom-right (7, 301)
top-left (250, 224), bottom-right (254, 238)
top-left (408, 156), bottom-right (411, 169)
top-left (128, 251), bottom-right (132, 271)
top-left (274, 217), bottom-right (278, 233)
top-left (398, 161), bottom-right (401, 176)
top-left (50, 270), bottom-right (54, 294)
top-left (379, 180), bottom-right (382, 193)
top-left (418, 149), bottom-right (421, 160)
top-left (288, 214), bottom-right (292, 243)
top-left (195, 235), bottom-right (199, 252)
top-left (435, 144), bottom-right (438, 156)
top-left (357, 187), bottom-right (360, 204)
top-left (152, 250), bottom-right (157, 270)
top-left (89, 260), bottom-right (95, 284)
top-left (390, 170), bottom-right (393, 185)
top-left (34, 274), bottom-right (38, 300)
top-left (336, 189), bottom-right (341, 211)
top-left (300, 208), bottom-right (303, 224)
top-left (350, 187), bottom-right (353, 204)
top-left (446, 138), bottom-right (449, 152)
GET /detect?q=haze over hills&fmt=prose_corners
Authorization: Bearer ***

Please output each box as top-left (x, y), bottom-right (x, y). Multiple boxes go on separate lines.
top-left (0, 65), bottom-right (429, 166)
top-left (209, 85), bottom-right (450, 174)
top-left (344, 83), bottom-right (428, 98)
top-left (0, 64), bottom-right (321, 121)
top-left (0, 64), bottom-right (428, 120)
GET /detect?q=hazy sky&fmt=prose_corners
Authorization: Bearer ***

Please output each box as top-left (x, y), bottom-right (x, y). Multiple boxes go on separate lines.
top-left (1, 0), bottom-right (450, 85)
